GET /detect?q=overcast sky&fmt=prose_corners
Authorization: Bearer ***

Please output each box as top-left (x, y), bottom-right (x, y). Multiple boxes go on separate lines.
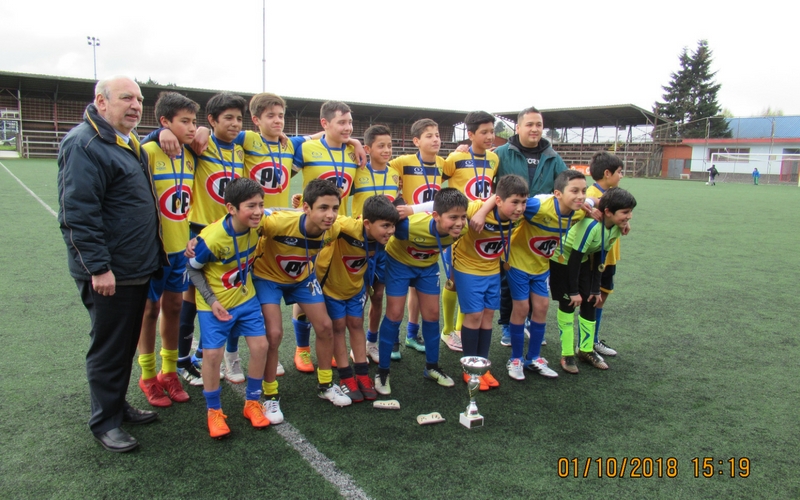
top-left (0, 0), bottom-right (796, 118)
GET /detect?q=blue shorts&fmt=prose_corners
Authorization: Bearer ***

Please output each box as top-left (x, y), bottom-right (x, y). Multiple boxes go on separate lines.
top-left (507, 267), bottom-right (550, 301)
top-left (148, 251), bottom-right (189, 301)
top-left (384, 255), bottom-right (441, 297)
top-left (453, 268), bottom-right (500, 313)
top-left (253, 275), bottom-right (324, 306)
top-left (324, 286), bottom-right (367, 320)
top-left (373, 251), bottom-right (386, 284)
top-left (197, 297), bottom-right (264, 349)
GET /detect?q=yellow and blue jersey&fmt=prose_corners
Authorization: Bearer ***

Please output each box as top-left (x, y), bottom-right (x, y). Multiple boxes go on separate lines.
top-left (443, 149), bottom-right (498, 201)
top-left (144, 142), bottom-right (195, 254)
top-left (389, 153), bottom-right (444, 205)
top-left (293, 136), bottom-right (358, 215)
top-left (557, 217), bottom-right (622, 263)
top-left (586, 182), bottom-right (621, 265)
top-left (385, 212), bottom-right (454, 268)
top-left (188, 137), bottom-right (245, 227)
top-left (239, 131), bottom-right (303, 209)
top-left (510, 194), bottom-right (585, 275)
top-left (189, 215), bottom-right (257, 311)
top-left (253, 209), bottom-right (340, 284)
top-left (453, 200), bottom-right (515, 276)
top-left (350, 163), bottom-right (401, 217)
top-left (316, 216), bottom-right (382, 300)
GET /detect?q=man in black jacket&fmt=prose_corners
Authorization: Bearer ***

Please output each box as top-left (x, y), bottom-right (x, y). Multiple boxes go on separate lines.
top-left (58, 76), bottom-right (165, 452)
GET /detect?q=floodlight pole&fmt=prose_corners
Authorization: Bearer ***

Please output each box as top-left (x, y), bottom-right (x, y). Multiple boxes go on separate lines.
top-left (87, 36), bottom-right (100, 80)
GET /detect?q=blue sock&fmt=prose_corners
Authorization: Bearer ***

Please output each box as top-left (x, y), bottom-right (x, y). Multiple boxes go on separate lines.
top-left (525, 321), bottom-right (546, 361)
top-left (379, 318), bottom-right (400, 370)
top-left (178, 300), bottom-right (197, 359)
top-left (461, 326), bottom-right (479, 357)
top-left (594, 308), bottom-right (603, 344)
top-left (406, 321), bottom-right (419, 340)
top-left (366, 330), bottom-right (378, 343)
top-left (203, 387), bottom-right (221, 410)
top-left (246, 376), bottom-right (263, 401)
top-left (422, 320), bottom-right (440, 365)
top-left (510, 322), bottom-right (525, 359)
top-left (226, 332), bottom-right (239, 354)
top-left (293, 318), bottom-right (311, 348)
top-left (477, 328), bottom-right (492, 359)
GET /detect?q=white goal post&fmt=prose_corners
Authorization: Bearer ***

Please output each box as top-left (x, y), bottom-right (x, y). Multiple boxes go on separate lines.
top-left (707, 152), bottom-right (800, 185)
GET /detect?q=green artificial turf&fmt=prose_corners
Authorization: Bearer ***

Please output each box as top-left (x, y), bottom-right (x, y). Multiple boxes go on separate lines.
top-left (1, 158), bottom-right (798, 499)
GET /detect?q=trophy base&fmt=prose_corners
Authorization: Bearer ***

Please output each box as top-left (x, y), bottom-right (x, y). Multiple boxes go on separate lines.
top-left (460, 412), bottom-right (484, 429)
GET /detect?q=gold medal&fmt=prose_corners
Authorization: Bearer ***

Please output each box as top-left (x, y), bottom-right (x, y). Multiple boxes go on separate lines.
top-left (240, 284), bottom-right (248, 295)
top-left (503, 262), bottom-right (511, 271)
top-left (558, 254), bottom-right (565, 263)
top-left (598, 263), bottom-right (606, 272)
top-left (445, 279), bottom-right (455, 291)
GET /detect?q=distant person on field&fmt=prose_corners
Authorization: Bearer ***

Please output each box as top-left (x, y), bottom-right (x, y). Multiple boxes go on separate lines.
top-left (707, 165), bottom-right (718, 185)
top-left (752, 168), bottom-right (759, 185)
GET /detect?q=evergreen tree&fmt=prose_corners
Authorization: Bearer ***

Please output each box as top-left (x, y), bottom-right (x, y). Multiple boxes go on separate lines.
top-left (653, 40), bottom-right (731, 138)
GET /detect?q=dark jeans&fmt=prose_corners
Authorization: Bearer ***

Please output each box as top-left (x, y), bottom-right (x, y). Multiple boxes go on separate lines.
top-left (76, 280), bottom-right (149, 435)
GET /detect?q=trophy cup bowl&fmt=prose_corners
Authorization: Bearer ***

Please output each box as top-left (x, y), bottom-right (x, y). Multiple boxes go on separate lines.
top-left (460, 356), bottom-right (491, 429)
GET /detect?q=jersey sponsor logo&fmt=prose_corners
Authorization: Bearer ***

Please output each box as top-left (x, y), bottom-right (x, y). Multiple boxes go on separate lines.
top-left (475, 237), bottom-right (505, 259)
top-left (311, 151), bottom-right (324, 158)
top-left (412, 184), bottom-right (441, 204)
top-left (529, 236), bottom-right (559, 258)
top-left (341, 233), bottom-right (365, 248)
top-left (250, 161), bottom-right (289, 194)
top-left (274, 236), bottom-right (300, 247)
top-left (220, 257), bottom-right (254, 290)
top-left (319, 170), bottom-right (354, 195)
top-left (276, 255), bottom-right (310, 279)
top-left (158, 185), bottom-right (192, 221)
top-left (206, 171), bottom-right (241, 204)
top-left (342, 255), bottom-right (368, 273)
top-left (464, 176), bottom-right (493, 200)
top-left (155, 160), bottom-right (167, 172)
top-left (406, 246), bottom-right (438, 260)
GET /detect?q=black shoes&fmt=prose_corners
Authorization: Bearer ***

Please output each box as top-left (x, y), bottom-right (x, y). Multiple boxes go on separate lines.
top-left (122, 406), bottom-right (158, 425)
top-left (94, 427), bottom-right (139, 453)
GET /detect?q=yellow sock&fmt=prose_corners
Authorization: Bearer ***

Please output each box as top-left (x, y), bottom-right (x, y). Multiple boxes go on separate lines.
top-left (455, 311), bottom-right (465, 332)
top-left (441, 288), bottom-right (458, 334)
top-left (138, 352), bottom-right (157, 380)
top-left (317, 368), bottom-right (333, 385)
top-left (262, 379), bottom-right (279, 396)
top-left (160, 348), bottom-right (178, 374)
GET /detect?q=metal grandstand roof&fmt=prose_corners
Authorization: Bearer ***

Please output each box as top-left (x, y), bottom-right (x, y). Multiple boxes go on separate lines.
top-left (494, 104), bottom-right (667, 129)
top-left (0, 71), bottom-right (470, 126)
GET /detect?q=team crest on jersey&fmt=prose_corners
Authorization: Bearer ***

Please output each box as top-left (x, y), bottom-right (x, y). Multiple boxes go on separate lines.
top-left (406, 246), bottom-right (438, 260)
top-left (236, 150), bottom-right (244, 161)
top-left (319, 170), bottom-right (353, 195)
top-left (464, 176), bottom-right (493, 200)
top-left (342, 255), bottom-right (368, 273)
top-left (220, 257), bottom-right (254, 289)
top-left (206, 171), bottom-right (240, 204)
top-left (186, 160), bottom-right (194, 172)
top-left (276, 255), bottom-right (309, 279)
top-left (158, 185), bottom-right (192, 221)
top-left (529, 236), bottom-right (559, 258)
top-left (250, 161), bottom-right (289, 194)
top-left (275, 236), bottom-right (300, 247)
top-left (412, 184), bottom-right (441, 204)
top-left (475, 237), bottom-right (505, 259)
top-left (348, 152), bottom-right (356, 162)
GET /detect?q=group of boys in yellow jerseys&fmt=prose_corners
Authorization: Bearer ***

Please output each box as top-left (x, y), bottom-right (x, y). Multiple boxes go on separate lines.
top-left (136, 90), bottom-right (636, 439)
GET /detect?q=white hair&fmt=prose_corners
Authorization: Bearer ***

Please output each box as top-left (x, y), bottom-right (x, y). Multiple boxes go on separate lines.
top-left (94, 76), bottom-right (137, 100)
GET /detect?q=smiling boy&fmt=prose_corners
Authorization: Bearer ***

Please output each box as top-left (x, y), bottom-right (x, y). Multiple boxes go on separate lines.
top-left (375, 188), bottom-right (468, 395)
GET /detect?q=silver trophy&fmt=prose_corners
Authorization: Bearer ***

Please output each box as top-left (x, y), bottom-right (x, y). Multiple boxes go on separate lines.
top-left (459, 356), bottom-right (491, 429)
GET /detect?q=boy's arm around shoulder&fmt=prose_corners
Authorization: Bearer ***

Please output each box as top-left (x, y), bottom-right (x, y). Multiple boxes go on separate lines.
top-left (469, 197), bottom-right (496, 233)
